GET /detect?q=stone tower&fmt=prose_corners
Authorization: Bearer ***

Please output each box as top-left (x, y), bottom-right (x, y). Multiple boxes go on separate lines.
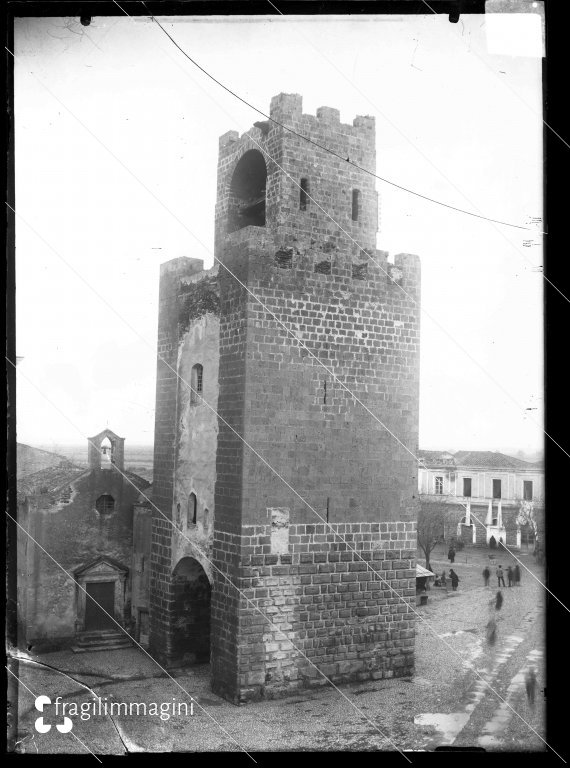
top-left (149, 93), bottom-right (421, 704)
top-left (210, 94), bottom-right (421, 702)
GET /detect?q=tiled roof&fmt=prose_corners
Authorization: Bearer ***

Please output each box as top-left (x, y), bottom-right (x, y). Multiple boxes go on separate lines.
top-left (18, 466), bottom-right (150, 500)
top-left (418, 449), bottom-right (543, 471)
top-left (418, 450), bottom-right (456, 466)
top-left (17, 464), bottom-right (87, 498)
top-left (452, 451), bottom-right (538, 470)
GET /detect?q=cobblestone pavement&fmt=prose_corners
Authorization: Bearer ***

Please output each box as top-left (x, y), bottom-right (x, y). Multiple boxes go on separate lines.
top-left (13, 544), bottom-right (548, 754)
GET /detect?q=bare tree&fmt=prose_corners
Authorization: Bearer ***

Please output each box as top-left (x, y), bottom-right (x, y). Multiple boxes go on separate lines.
top-left (417, 506), bottom-right (446, 571)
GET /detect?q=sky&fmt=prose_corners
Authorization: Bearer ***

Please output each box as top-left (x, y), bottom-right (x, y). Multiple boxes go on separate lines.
top-left (13, 10), bottom-right (545, 457)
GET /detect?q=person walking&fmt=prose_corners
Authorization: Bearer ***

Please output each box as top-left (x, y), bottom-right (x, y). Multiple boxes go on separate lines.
top-left (514, 564), bottom-right (521, 586)
top-left (483, 566), bottom-right (490, 587)
top-left (449, 569), bottom-right (459, 591)
top-left (496, 565), bottom-right (506, 587)
top-left (525, 666), bottom-right (537, 707)
top-left (507, 566), bottom-right (513, 587)
top-left (448, 546), bottom-right (456, 564)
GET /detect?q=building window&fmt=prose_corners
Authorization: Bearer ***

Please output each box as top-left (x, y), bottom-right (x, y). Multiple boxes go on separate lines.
top-left (228, 149), bottom-right (267, 233)
top-left (523, 480), bottom-right (533, 501)
top-left (435, 476), bottom-right (444, 495)
top-left (352, 189), bottom-right (360, 221)
top-left (190, 364), bottom-right (203, 405)
top-left (300, 178), bottom-right (309, 210)
top-left (95, 494), bottom-right (115, 515)
top-left (492, 517), bottom-right (498, 526)
top-left (188, 493), bottom-right (197, 526)
top-left (463, 478), bottom-right (472, 498)
top-left (493, 479), bottom-right (502, 499)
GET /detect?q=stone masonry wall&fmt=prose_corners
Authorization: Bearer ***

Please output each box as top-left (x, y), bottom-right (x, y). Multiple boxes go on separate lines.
top-left (211, 94), bottom-right (421, 702)
top-left (212, 521), bottom-right (416, 703)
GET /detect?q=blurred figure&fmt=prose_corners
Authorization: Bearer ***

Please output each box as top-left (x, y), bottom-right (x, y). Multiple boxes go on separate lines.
top-left (486, 617), bottom-right (497, 646)
top-left (514, 563), bottom-right (521, 586)
top-left (507, 566), bottom-right (513, 587)
top-left (448, 546), bottom-right (456, 564)
top-left (495, 591), bottom-right (504, 611)
top-left (525, 666), bottom-right (537, 707)
top-left (449, 569), bottom-right (459, 591)
top-left (483, 566), bottom-right (490, 587)
top-left (441, 570), bottom-right (447, 588)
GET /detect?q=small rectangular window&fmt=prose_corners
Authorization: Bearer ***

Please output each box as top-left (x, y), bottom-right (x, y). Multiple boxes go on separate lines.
top-left (463, 478), bottom-right (472, 498)
top-left (300, 178), bottom-right (309, 211)
top-left (435, 476), bottom-right (443, 495)
top-left (493, 479), bottom-right (501, 499)
top-left (352, 189), bottom-right (360, 221)
top-left (523, 480), bottom-right (533, 501)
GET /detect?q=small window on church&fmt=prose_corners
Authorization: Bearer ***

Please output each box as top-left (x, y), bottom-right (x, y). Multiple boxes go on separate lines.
top-left (190, 364), bottom-right (203, 405)
top-left (300, 178), bottom-right (309, 210)
top-left (188, 493), bottom-right (197, 526)
top-left (352, 189), bottom-right (361, 221)
top-left (96, 494), bottom-right (115, 515)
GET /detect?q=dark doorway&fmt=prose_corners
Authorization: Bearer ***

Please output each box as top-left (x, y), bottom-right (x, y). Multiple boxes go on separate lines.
top-left (172, 558), bottom-right (211, 663)
top-left (85, 581), bottom-right (115, 630)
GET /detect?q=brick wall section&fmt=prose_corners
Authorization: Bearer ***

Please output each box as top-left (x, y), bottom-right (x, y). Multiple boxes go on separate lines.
top-left (212, 521), bottom-right (416, 703)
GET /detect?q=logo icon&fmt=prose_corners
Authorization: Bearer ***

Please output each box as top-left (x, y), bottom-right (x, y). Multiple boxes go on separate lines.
top-left (34, 696), bottom-right (73, 733)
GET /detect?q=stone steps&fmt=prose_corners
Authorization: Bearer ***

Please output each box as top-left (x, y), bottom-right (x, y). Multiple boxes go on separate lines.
top-left (71, 629), bottom-right (133, 653)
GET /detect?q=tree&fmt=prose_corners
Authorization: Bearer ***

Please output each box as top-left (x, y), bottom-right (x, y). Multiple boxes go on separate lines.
top-left (417, 505), bottom-right (446, 571)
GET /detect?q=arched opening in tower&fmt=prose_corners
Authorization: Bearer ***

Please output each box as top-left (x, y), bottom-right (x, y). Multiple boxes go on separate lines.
top-left (100, 436), bottom-right (113, 468)
top-left (228, 149), bottom-right (267, 233)
top-left (172, 557), bottom-right (211, 664)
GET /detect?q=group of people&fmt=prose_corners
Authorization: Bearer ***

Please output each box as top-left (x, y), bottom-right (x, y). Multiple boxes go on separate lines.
top-left (434, 568), bottom-right (460, 591)
top-left (482, 563), bottom-right (522, 587)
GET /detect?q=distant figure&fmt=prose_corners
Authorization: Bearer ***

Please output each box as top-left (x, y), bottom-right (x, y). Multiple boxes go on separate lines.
top-left (449, 569), bottom-right (459, 591)
top-left (496, 565), bottom-right (506, 588)
top-left (525, 666), bottom-right (537, 707)
top-left (507, 566), bottom-right (514, 587)
top-left (489, 535), bottom-right (497, 550)
top-left (448, 547), bottom-right (456, 564)
top-left (495, 590), bottom-right (504, 611)
top-left (486, 618), bottom-right (497, 645)
top-left (483, 566), bottom-right (490, 587)
top-left (514, 564), bottom-right (521, 586)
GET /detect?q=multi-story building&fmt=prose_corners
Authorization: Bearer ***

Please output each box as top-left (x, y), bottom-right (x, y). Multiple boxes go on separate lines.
top-left (418, 450), bottom-right (544, 549)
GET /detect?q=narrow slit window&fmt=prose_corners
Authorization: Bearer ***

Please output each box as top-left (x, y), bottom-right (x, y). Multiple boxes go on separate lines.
top-left (188, 493), bottom-right (197, 526)
top-left (300, 178), bottom-right (309, 210)
top-left (352, 189), bottom-right (361, 221)
top-left (323, 380), bottom-right (327, 404)
top-left (190, 364), bottom-right (203, 405)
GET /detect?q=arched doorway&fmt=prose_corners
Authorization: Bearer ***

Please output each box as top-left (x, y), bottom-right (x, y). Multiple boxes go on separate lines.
top-left (228, 149), bottom-right (267, 233)
top-left (172, 557), bottom-right (211, 664)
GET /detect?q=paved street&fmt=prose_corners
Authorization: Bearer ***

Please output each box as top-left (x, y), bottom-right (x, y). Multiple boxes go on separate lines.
top-left (14, 544), bottom-right (547, 754)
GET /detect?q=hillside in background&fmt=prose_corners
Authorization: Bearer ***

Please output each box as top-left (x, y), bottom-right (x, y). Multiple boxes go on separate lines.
top-left (17, 443), bottom-right (73, 478)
